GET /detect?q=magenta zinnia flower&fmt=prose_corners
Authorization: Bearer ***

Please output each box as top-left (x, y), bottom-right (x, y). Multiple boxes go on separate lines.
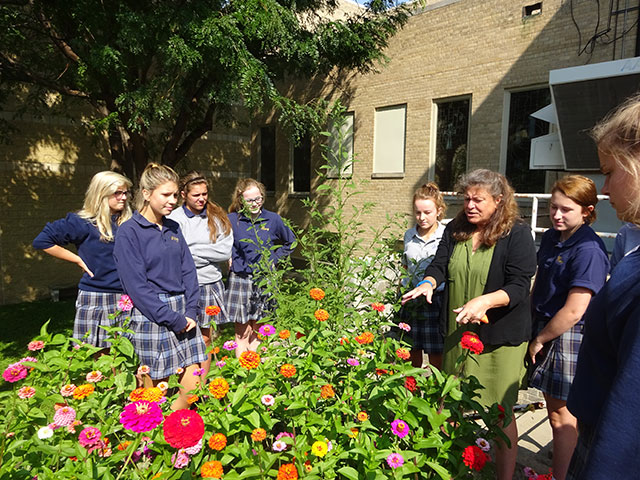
top-left (2, 363), bottom-right (27, 383)
top-left (117, 294), bottom-right (134, 312)
top-left (53, 406), bottom-right (77, 426)
top-left (258, 324), bottom-right (275, 336)
top-left (171, 451), bottom-right (190, 469)
top-left (390, 419), bottom-right (410, 438)
top-left (387, 452), bottom-right (404, 469)
top-left (78, 427), bottom-right (102, 448)
top-left (223, 340), bottom-right (237, 350)
top-left (347, 358), bottom-right (360, 366)
top-left (120, 401), bottom-right (163, 433)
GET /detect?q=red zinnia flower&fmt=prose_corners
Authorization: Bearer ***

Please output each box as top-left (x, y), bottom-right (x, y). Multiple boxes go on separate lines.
top-left (497, 404), bottom-right (506, 421)
top-left (404, 375), bottom-right (418, 392)
top-left (460, 331), bottom-right (484, 354)
top-left (462, 445), bottom-right (489, 471)
top-left (163, 409), bottom-right (205, 449)
top-left (295, 331), bottom-right (305, 339)
top-left (205, 305), bottom-right (221, 316)
top-left (309, 288), bottom-right (325, 301)
top-left (371, 302), bottom-right (385, 312)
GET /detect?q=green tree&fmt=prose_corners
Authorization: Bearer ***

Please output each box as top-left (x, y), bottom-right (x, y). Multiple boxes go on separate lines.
top-left (0, 0), bottom-right (409, 178)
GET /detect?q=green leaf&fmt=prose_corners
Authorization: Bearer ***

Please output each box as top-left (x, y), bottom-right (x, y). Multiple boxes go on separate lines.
top-left (426, 460), bottom-right (452, 480)
top-left (337, 466), bottom-right (359, 480)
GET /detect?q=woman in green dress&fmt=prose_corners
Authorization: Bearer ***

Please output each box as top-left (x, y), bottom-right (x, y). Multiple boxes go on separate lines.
top-left (402, 169), bottom-right (536, 480)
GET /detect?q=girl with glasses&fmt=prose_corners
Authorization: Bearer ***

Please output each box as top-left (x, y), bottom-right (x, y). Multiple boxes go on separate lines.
top-left (227, 178), bottom-right (295, 356)
top-left (33, 171), bottom-right (133, 349)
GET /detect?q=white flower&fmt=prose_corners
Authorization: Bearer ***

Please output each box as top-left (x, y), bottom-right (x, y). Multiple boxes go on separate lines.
top-left (37, 426), bottom-right (54, 439)
top-left (261, 394), bottom-right (275, 406)
top-left (475, 437), bottom-right (491, 452)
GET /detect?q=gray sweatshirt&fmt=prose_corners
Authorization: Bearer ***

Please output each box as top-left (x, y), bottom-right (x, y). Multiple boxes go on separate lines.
top-left (168, 205), bottom-right (233, 284)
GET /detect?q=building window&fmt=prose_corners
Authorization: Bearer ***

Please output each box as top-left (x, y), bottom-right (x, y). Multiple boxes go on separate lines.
top-left (434, 97), bottom-right (470, 191)
top-left (373, 104), bottom-right (406, 176)
top-left (505, 88), bottom-right (551, 193)
top-left (259, 126), bottom-right (276, 193)
top-left (290, 135), bottom-right (311, 194)
top-left (327, 112), bottom-right (354, 178)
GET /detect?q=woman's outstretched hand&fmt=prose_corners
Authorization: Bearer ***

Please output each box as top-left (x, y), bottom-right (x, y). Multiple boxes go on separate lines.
top-left (401, 283), bottom-right (434, 305)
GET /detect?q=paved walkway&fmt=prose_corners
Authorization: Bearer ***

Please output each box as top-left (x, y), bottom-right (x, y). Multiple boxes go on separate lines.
top-left (514, 388), bottom-right (552, 479)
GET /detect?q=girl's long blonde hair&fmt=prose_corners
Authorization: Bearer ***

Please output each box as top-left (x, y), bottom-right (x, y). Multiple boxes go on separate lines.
top-left (78, 171), bottom-right (133, 242)
top-left (178, 171), bottom-right (231, 242)
top-left (135, 163), bottom-right (179, 212)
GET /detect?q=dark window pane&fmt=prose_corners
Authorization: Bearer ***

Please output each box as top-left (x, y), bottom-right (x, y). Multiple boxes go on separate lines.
top-left (293, 136), bottom-right (311, 193)
top-left (434, 99), bottom-right (470, 191)
top-left (260, 126), bottom-right (276, 192)
top-left (506, 88), bottom-right (550, 193)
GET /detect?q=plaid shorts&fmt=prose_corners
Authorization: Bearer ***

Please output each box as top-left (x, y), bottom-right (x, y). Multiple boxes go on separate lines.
top-left (398, 294), bottom-right (444, 353)
top-left (226, 272), bottom-right (274, 325)
top-left (566, 422), bottom-right (595, 480)
top-left (529, 316), bottom-right (583, 400)
top-left (197, 281), bottom-right (231, 327)
top-left (127, 293), bottom-right (207, 380)
top-left (74, 290), bottom-right (122, 349)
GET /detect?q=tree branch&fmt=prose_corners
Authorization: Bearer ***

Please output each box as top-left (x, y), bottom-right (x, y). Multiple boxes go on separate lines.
top-left (30, 0), bottom-right (81, 64)
top-left (167, 102), bottom-right (218, 168)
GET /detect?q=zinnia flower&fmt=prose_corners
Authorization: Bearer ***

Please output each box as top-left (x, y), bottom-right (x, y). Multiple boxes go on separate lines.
top-left (53, 406), bottom-right (76, 426)
top-left (404, 376), bottom-right (418, 392)
top-left (216, 360), bottom-right (226, 368)
top-left (37, 426), bottom-right (54, 439)
top-left (157, 381), bottom-right (169, 391)
top-left (396, 348), bottom-right (410, 360)
top-left (460, 331), bottom-right (484, 354)
top-left (120, 401), bottom-right (163, 433)
top-left (208, 433), bottom-right (227, 451)
top-left (223, 340), bottom-right (237, 350)
top-left (309, 288), bottom-right (325, 301)
top-left (280, 364), bottom-right (296, 378)
top-left (320, 384), bottom-right (335, 399)
top-left (192, 368), bottom-right (204, 377)
top-left (201, 460), bottom-right (223, 478)
top-left (86, 370), bottom-right (103, 383)
top-left (78, 427), bottom-right (102, 448)
top-left (386, 453), bottom-right (404, 469)
top-left (347, 428), bottom-right (359, 438)
top-left (137, 365), bottom-right (150, 376)
top-left (2, 363), bottom-right (27, 383)
top-left (311, 440), bottom-right (328, 457)
top-left (339, 336), bottom-right (350, 345)
top-left (258, 324), bottom-right (275, 336)
top-left (261, 394), bottom-right (275, 406)
top-left (276, 431), bottom-right (294, 441)
top-left (17, 386), bottom-right (36, 399)
top-left (60, 384), bottom-right (76, 397)
top-left (129, 387), bottom-right (163, 402)
top-left (347, 358), bottom-right (360, 366)
top-left (279, 329), bottom-right (290, 339)
top-left (390, 419), bottom-right (410, 438)
top-left (27, 340), bottom-right (45, 351)
top-left (371, 302), bottom-right (385, 312)
top-left (176, 367), bottom-right (184, 375)
top-left (314, 309), bottom-right (329, 321)
top-left (19, 356), bottom-right (38, 364)
top-left (398, 322), bottom-right (411, 332)
top-left (208, 377), bottom-right (230, 399)
top-left (251, 428), bottom-right (267, 441)
top-left (462, 445), bottom-right (489, 471)
top-left (476, 437), bottom-right (491, 452)
top-left (239, 351), bottom-right (261, 369)
top-left (355, 332), bottom-right (374, 344)
top-left (171, 451), bottom-right (190, 469)
top-left (205, 305), bottom-right (221, 316)
top-left (277, 463), bottom-right (298, 480)
top-left (272, 440), bottom-right (287, 452)
top-left (73, 384), bottom-right (95, 400)
top-left (117, 294), bottom-right (134, 312)
top-left (357, 411), bottom-right (369, 421)
top-left (184, 438), bottom-right (203, 455)
top-left (163, 409), bottom-right (205, 449)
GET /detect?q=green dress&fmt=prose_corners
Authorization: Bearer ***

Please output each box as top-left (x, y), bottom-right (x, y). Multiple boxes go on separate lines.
top-left (442, 238), bottom-right (527, 410)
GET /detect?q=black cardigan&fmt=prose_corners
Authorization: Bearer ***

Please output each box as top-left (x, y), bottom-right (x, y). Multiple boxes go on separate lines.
top-left (424, 220), bottom-right (537, 346)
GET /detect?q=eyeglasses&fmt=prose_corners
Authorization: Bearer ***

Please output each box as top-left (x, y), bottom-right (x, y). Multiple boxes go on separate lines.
top-left (244, 196), bottom-right (263, 204)
top-left (113, 190), bottom-right (129, 199)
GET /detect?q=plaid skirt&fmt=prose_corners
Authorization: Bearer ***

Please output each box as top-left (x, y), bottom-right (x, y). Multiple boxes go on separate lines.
top-left (197, 281), bottom-right (231, 327)
top-left (566, 422), bottom-right (595, 480)
top-left (74, 290), bottom-right (122, 349)
top-left (226, 272), bottom-right (274, 325)
top-left (127, 293), bottom-right (207, 380)
top-left (529, 316), bottom-right (583, 400)
top-left (398, 294), bottom-right (444, 353)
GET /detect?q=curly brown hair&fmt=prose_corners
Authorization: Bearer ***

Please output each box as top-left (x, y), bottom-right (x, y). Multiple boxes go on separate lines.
top-left (449, 169), bottom-right (520, 247)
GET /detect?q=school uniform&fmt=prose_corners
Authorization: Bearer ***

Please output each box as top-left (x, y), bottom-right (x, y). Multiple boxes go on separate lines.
top-left (168, 205), bottom-right (233, 327)
top-left (227, 209), bottom-right (295, 324)
top-left (529, 224), bottom-right (609, 400)
top-left (114, 211), bottom-right (206, 380)
top-left (33, 213), bottom-right (123, 348)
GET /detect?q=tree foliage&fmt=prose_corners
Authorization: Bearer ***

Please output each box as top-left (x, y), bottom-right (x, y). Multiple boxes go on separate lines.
top-left (0, 0), bottom-right (409, 177)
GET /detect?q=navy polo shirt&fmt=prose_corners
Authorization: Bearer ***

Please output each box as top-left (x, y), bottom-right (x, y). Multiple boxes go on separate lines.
top-left (32, 212), bottom-right (123, 293)
top-left (531, 224), bottom-right (609, 321)
top-left (228, 209), bottom-right (295, 275)
top-left (114, 211), bottom-right (199, 333)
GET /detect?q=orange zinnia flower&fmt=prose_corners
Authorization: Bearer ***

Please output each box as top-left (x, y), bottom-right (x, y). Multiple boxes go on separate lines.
top-left (309, 288), bottom-right (325, 301)
top-left (280, 364), bottom-right (296, 378)
top-left (396, 348), bottom-right (410, 360)
top-left (357, 411), bottom-right (369, 422)
top-left (208, 377), bottom-right (230, 399)
top-left (201, 460), bottom-right (223, 478)
top-left (277, 463), bottom-right (299, 480)
top-left (320, 384), bottom-right (335, 399)
top-left (205, 305), bottom-right (221, 316)
top-left (314, 309), bottom-right (329, 321)
top-left (187, 394), bottom-right (199, 405)
top-left (72, 384), bottom-right (95, 400)
top-left (355, 332), bottom-right (374, 345)
top-left (251, 428), bottom-right (267, 441)
top-left (129, 387), bottom-right (163, 402)
top-left (208, 433), bottom-right (227, 451)
top-left (279, 329), bottom-right (291, 339)
top-left (239, 351), bottom-right (261, 369)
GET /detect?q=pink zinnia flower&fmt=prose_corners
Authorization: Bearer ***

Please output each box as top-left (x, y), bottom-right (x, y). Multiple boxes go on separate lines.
top-left (347, 358), bottom-right (360, 366)
top-left (53, 406), bottom-right (76, 426)
top-left (2, 363), bottom-right (27, 383)
top-left (137, 365), bottom-right (150, 376)
top-left (78, 427), bottom-right (102, 448)
top-left (387, 452), bottom-right (404, 469)
top-left (171, 451), bottom-right (190, 469)
top-left (60, 384), bottom-right (76, 397)
top-left (476, 437), bottom-right (490, 452)
top-left (117, 294), bottom-right (134, 312)
top-left (120, 401), bottom-right (163, 433)
top-left (17, 386), bottom-right (36, 399)
top-left (192, 368), bottom-right (204, 376)
top-left (276, 432), bottom-right (294, 441)
top-left (216, 360), bottom-right (226, 368)
top-left (272, 440), bottom-right (287, 452)
top-left (27, 340), bottom-right (45, 351)
top-left (19, 356), bottom-right (38, 364)
top-left (390, 419), bottom-right (410, 438)
top-left (261, 394), bottom-right (275, 406)
top-left (67, 420), bottom-right (82, 434)
top-left (86, 370), bottom-right (103, 383)
top-left (258, 324), bottom-right (275, 336)
top-left (183, 438), bottom-right (203, 455)
top-left (223, 340), bottom-right (237, 350)
top-left (398, 322), bottom-right (411, 332)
